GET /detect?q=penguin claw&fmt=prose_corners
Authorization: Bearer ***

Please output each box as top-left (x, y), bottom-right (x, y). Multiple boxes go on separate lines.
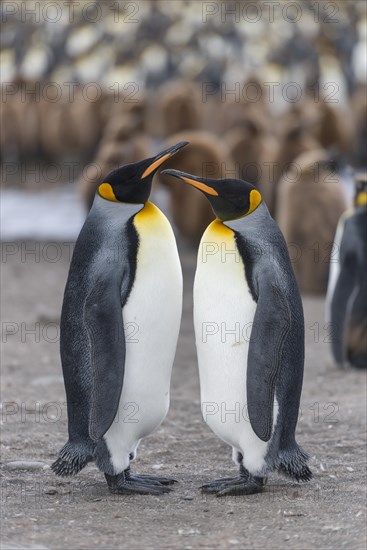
top-left (201, 476), bottom-right (240, 490)
top-left (107, 478), bottom-right (172, 495)
top-left (216, 481), bottom-right (263, 497)
top-left (110, 482), bottom-right (172, 495)
top-left (130, 474), bottom-right (178, 486)
top-left (128, 475), bottom-right (164, 486)
top-left (105, 471), bottom-right (174, 495)
top-left (201, 470), bottom-right (264, 496)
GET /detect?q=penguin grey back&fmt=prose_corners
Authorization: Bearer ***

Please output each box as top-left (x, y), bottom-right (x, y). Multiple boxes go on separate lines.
top-left (226, 203), bottom-right (306, 471)
top-left (56, 197), bottom-right (142, 474)
top-left (331, 207), bottom-right (367, 367)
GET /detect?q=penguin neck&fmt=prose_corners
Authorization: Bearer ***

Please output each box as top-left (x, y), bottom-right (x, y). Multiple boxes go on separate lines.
top-left (355, 205), bottom-right (367, 217)
top-left (90, 193), bottom-right (144, 222)
top-left (223, 202), bottom-right (270, 231)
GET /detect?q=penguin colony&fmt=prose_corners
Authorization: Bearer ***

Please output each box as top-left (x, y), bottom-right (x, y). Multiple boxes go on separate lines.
top-left (2, 0), bottom-right (366, 494)
top-left (3, 76), bottom-right (365, 293)
top-left (2, 115), bottom-right (366, 288)
top-left (53, 144), bottom-right (312, 496)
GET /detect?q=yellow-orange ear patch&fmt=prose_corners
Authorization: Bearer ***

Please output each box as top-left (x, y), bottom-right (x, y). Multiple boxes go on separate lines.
top-left (356, 191), bottom-right (367, 207)
top-left (98, 183), bottom-right (119, 202)
top-left (247, 189), bottom-right (262, 215)
top-left (181, 176), bottom-right (219, 196)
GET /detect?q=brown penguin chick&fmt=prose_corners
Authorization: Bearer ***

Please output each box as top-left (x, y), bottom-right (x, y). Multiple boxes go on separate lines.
top-left (224, 109), bottom-right (268, 188)
top-left (80, 136), bottom-right (151, 210)
top-left (0, 81), bottom-right (41, 170)
top-left (270, 121), bottom-right (321, 216)
top-left (200, 94), bottom-right (225, 135)
top-left (318, 102), bottom-right (354, 154)
top-left (122, 99), bottom-right (147, 133)
top-left (218, 77), bottom-right (269, 134)
top-left (145, 80), bottom-right (202, 138)
top-left (276, 149), bottom-right (347, 294)
top-left (103, 94), bottom-right (147, 135)
top-left (351, 85), bottom-right (367, 166)
top-left (39, 85), bottom-right (103, 163)
top-left (0, 88), bottom-right (23, 167)
top-left (79, 105), bottom-right (152, 210)
top-left (256, 134), bottom-right (281, 212)
top-left (278, 98), bottom-right (353, 157)
top-left (99, 112), bottom-right (143, 146)
top-left (92, 87), bottom-right (121, 136)
top-left (157, 131), bottom-right (234, 243)
top-left (347, 323), bottom-right (367, 368)
top-left (219, 99), bottom-right (268, 136)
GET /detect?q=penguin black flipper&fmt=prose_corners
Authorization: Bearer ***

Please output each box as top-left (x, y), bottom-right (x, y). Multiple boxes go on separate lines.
top-left (330, 218), bottom-right (359, 366)
top-left (84, 272), bottom-right (127, 441)
top-left (247, 276), bottom-right (291, 442)
top-left (330, 264), bottom-right (357, 365)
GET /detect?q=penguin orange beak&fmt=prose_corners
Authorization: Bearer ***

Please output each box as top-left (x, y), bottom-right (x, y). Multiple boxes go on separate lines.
top-left (162, 169), bottom-right (219, 196)
top-left (141, 141), bottom-right (189, 179)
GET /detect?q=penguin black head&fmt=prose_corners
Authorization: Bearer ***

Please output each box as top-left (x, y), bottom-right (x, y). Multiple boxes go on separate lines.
top-left (98, 141), bottom-right (189, 204)
top-left (162, 169), bottom-right (262, 221)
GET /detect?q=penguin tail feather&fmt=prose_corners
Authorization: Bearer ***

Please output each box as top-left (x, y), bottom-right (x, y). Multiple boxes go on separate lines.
top-left (277, 445), bottom-right (313, 482)
top-left (51, 441), bottom-right (93, 477)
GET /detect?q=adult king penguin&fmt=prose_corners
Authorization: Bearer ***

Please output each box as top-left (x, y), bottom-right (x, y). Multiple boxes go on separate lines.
top-left (326, 173), bottom-right (367, 369)
top-left (163, 169), bottom-right (312, 496)
top-left (52, 142), bottom-right (188, 495)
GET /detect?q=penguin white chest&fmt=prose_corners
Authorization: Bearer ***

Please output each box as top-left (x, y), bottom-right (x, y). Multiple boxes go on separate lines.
top-left (104, 203), bottom-right (182, 471)
top-left (325, 212), bottom-right (349, 323)
top-left (194, 220), bottom-right (269, 472)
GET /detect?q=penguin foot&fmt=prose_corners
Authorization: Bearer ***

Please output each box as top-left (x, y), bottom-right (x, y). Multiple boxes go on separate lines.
top-left (201, 467), bottom-right (264, 497)
top-left (201, 476), bottom-right (240, 489)
top-left (214, 477), bottom-right (264, 497)
top-left (129, 473), bottom-right (177, 486)
top-left (105, 470), bottom-right (173, 495)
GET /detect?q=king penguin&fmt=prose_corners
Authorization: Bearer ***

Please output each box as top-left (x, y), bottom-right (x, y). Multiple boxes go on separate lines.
top-left (52, 141), bottom-right (188, 495)
top-left (163, 169), bottom-right (312, 496)
top-left (326, 173), bottom-right (367, 369)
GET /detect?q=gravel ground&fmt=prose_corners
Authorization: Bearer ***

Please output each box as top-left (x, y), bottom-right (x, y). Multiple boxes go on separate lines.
top-left (1, 240), bottom-right (366, 550)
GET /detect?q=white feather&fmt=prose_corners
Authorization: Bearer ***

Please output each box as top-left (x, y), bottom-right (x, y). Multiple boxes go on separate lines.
top-left (194, 221), bottom-right (277, 474)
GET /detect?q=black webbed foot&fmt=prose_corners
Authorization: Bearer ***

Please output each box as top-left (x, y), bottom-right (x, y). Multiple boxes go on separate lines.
top-left (129, 473), bottom-right (177, 486)
top-left (105, 468), bottom-right (174, 495)
top-left (201, 465), bottom-right (264, 497)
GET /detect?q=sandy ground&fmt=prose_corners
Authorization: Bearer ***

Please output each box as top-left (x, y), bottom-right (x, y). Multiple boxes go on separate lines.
top-left (1, 239), bottom-right (366, 550)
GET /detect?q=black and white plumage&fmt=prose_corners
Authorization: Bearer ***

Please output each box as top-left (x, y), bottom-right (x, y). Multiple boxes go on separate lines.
top-left (163, 169), bottom-right (312, 496)
top-left (326, 177), bottom-right (367, 369)
top-left (52, 142), bottom-right (188, 495)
